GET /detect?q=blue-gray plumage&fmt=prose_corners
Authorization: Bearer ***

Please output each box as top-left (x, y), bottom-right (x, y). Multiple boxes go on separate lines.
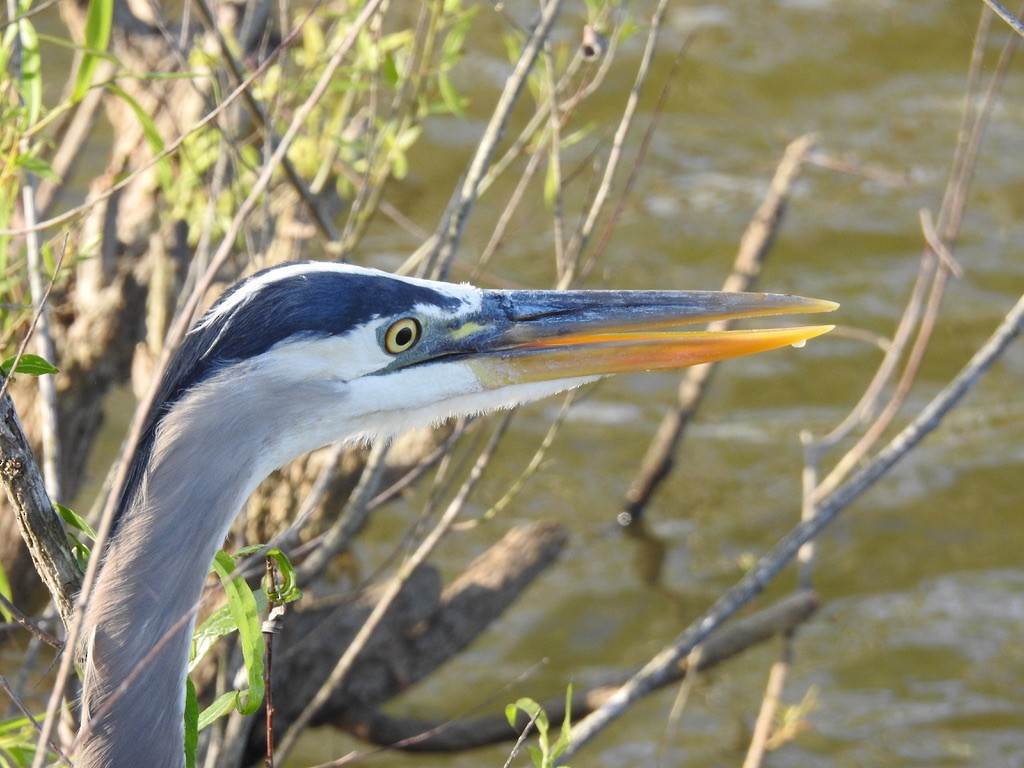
top-left (74, 262), bottom-right (835, 768)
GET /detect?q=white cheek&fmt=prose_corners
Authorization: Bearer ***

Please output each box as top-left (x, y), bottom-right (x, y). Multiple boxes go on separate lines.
top-left (341, 363), bottom-right (601, 443)
top-left (260, 327), bottom-right (392, 382)
top-left (342, 362), bottom-right (483, 441)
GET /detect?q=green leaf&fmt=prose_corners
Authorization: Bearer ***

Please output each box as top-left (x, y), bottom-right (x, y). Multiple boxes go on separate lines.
top-left (265, 548), bottom-right (302, 604)
top-left (508, 697), bottom-right (547, 732)
top-left (197, 691), bottom-right (238, 732)
top-left (56, 502), bottom-right (94, 570)
top-left (183, 678), bottom-right (198, 768)
top-left (17, 16), bottom-right (42, 126)
top-left (104, 83), bottom-right (172, 191)
top-left (552, 684), bottom-right (573, 759)
top-left (18, 154), bottom-right (61, 182)
top-left (0, 710), bottom-right (51, 764)
top-left (437, 72), bottom-right (466, 116)
top-left (381, 52), bottom-right (399, 87)
top-left (233, 545), bottom-right (302, 604)
top-left (72, 0), bottom-right (114, 102)
top-left (189, 588), bottom-right (268, 672)
top-left (211, 551), bottom-right (265, 715)
top-left (55, 503), bottom-right (97, 540)
top-left (0, 560), bottom-right (13, 623)
top-left (1, 353), bottom-right (59, 377)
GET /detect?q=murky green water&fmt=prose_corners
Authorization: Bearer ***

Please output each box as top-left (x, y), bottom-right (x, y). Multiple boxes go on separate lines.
top-left (290, 3), bottom-right (1024, 767)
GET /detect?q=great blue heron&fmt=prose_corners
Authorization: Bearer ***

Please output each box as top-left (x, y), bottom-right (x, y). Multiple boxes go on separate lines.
top-left (74, 261), bottom-right (835, 767)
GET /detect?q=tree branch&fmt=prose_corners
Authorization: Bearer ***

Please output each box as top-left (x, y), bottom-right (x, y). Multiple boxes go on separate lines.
top-left (0, 382), bottom-right (81, 629)
top-left (335, 590), bottom-right (818, 753)
top-left (621, 134), bottom-right (818, 523)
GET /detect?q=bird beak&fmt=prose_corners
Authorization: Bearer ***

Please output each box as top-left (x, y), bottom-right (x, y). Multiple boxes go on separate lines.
top-left (462, 289), bottom-right (837, 385)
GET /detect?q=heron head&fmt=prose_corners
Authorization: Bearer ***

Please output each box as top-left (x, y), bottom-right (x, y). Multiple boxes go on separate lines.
top-left (163, 262), bottom-right (834, 456)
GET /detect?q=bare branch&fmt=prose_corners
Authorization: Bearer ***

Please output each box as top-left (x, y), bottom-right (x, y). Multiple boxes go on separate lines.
top-left (326, 590), bottom-right (816, 755)
top-left (981, 0), bottom-right (1024, 37)
top-left (423, 0), bottom-right (566, 280)
top-left (0, 384), bottom-right (80, 629)
top-left (621, 134), bottom-right (817, 522)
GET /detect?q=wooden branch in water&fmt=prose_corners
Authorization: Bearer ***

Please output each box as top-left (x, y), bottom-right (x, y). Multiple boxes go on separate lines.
top-left (335, 590), bottom-right (819, 752)
top-left (621, 134), bottom-right (818, 523)
top-left (238, 521), bottom-right (569, 763)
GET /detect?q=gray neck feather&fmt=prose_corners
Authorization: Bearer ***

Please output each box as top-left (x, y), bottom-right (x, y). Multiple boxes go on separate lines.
top-left (75, 367), bottom-right (344, 768)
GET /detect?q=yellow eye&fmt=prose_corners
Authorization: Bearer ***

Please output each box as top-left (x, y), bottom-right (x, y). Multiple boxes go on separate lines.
top-left (383, 318), bottom-right (421, 354)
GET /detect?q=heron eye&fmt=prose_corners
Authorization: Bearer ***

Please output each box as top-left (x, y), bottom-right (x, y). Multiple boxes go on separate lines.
top-left (383, 317), bottom-right (421, 354)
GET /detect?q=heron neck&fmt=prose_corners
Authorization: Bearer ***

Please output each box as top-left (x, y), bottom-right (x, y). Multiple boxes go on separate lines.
top-left (75, 372), bottom-right (342, 768)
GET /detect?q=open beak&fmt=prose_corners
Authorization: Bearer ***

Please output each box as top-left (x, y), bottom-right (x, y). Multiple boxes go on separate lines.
top-left (462, 289), bottom-right (837, 385)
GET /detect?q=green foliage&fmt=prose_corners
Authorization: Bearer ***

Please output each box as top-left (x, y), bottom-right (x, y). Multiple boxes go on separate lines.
top-left (182, 547), bottom-right (302, 766)
top-left (104, 83), bottom-right (172, 191)
top-left (245, 545), bottom-right (303, 605)
top-left (0, 0), bottom-right (151, 363)
top-left (0, 560), bottom-right (12, 623)
top-left (183, 679), bottom-right (199, 768)
top-left (211, 551), bottom-right (265, 714)
top-left (155, 1), bottom-right (478, 252)
top-left (0, 353), bottom-right (58, 377)
top-left (0, 713), bottom-right (55, 767)
top-left (71, 0), bottom-right (113, 102)
top-left (180, 550), bottom-right (265, 768)
top-left (55, 503), bottom-right (94, 571)
top-left (505, 686), bottom-right (574, 768)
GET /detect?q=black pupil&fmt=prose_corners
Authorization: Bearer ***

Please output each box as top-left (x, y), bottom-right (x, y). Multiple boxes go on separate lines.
top-left (395, 326), bottom-right (413, 347)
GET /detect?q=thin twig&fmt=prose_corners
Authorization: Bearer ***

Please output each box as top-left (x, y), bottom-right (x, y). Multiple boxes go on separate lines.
top-left (809, 5), bottom-right (1019, 500)
top-left (424, 0), bottom-right (565, 280)
top-left (658, 646), bottom-right (702, 768)
top-left (262, 558), bottom-right (283, 768)
top-left (190, 0), bottom-right (341, 245)
top-left (981, 0), bottom-right (1024, 36)
top-left (741, 640), bottom-right (792, 768)
top-left (559, 0), bottom-right (670, 289)
top-left (402, 7), bottom-right (625, 281)
top-left (501, 710), bottom-right (542, 768)
top-left (621, 134), bottom-right (817, 522)
top-left (576, 27), bottom-right (693, 286)
top-left (0, 592), bottom-right (61, 648)
top-left (543, 41), bottom-right (568, 280)
top-left (0, 673), bottom-right (71, 766)
top-left (21, 183), bottom-right (61, 501)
